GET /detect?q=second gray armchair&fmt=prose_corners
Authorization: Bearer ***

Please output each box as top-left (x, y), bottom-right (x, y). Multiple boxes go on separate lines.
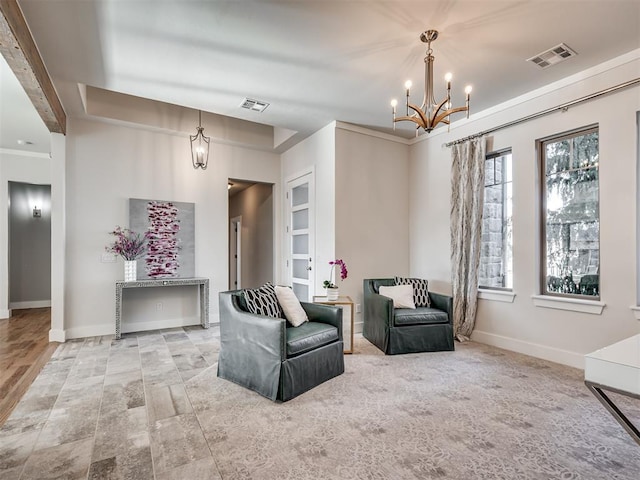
top-left (363, 278), bottom-right (454, 355)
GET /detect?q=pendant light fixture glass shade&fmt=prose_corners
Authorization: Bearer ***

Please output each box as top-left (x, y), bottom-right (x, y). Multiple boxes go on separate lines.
top-left (190, 110), bottom-right (210, 170)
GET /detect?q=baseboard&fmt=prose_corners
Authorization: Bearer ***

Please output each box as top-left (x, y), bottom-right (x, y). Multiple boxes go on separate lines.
top-left (121, 316), bottom-right (201, 334)
top-left (470, 329), bottom-right (584, 369)
top-left (9, 300), bottom-right (52, 309)
top-left (49, 329), bottom-right (66, 343)
top-left (65, 316), bottom-right (202, 339)
top-left (0, 309), bottom-right (11, 319)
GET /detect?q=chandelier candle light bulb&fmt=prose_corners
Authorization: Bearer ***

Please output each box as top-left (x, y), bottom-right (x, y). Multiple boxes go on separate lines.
top-left (391, 99), bottom-right (398, 129)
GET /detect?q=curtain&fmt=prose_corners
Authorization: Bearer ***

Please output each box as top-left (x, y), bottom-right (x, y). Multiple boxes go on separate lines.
top-left (450, 137), bottom-right (486, 341)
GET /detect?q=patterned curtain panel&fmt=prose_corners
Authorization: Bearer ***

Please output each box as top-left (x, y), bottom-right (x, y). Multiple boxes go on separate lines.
top-left (450, 137), bottom-right (486, 341)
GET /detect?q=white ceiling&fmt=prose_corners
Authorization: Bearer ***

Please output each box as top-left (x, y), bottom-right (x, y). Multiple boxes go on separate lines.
top-left (3, 0), bottom-right (640, 151)
top-left (0, 55), bottom-right (51, 153)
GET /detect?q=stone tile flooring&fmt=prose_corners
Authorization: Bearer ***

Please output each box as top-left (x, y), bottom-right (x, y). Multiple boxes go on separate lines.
top-left (3, 326), bottom-right (640, 480)
top-left (0, 326), bottom-right (222, 480)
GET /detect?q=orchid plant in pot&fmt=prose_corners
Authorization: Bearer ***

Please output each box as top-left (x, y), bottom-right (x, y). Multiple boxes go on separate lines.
top-left (106, 226), bottom-right (150, 282)
top-left (323, 259), bottom-right (348, 301)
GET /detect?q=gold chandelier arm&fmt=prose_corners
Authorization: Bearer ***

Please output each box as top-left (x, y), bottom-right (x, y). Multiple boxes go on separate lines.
top-left (431, 97), bottom-right (450, 119)
top-left (433, 106), bottom-right (469, 126)
top-left (407, 103), bottom-right (430, 128)
top-left (393, 114), bottom-right (426, 129)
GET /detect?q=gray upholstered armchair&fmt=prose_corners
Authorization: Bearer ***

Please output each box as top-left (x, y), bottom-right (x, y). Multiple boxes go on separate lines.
top-left (217, 290), bottom-right (345, 401)
top-left (363, 278), bottom-right (454, 355)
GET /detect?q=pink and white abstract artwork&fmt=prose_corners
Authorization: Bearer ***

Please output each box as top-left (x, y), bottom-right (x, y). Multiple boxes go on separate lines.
top-left (129, 198), bottom-right (195, 279)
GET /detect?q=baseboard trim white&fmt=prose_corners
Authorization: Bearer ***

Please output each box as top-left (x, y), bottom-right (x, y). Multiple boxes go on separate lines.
top-left (65, 316), bottom-right (202, 339)
top-left (49, 329), bottom-right (66, 343)
top-left (65, 324), bottom-right (113, 340)
top-left (9, 300), bottom-right (52, 309)
top-left (354, 320), bottom-right (363, 335)
top-left (470, 329), bottom-right (584, 369)
top-left (121, 317), bottom-right (201, 334)
top-left (0, 309), bottom-right (11, 319)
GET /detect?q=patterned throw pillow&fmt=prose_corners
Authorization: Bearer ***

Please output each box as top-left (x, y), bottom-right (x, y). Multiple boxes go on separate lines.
top-left (394, 277), bottom-right (431, 307)
top-left (243, 282), bottom-right (284, 318)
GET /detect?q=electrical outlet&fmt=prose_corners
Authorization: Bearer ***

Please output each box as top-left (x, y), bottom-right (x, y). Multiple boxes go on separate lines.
top-left (101, 253), bottom-right (117, 263)
top-left (156, 302), bottom-right (163, 311)
top-left (355, 303), bottom-right (362, 313)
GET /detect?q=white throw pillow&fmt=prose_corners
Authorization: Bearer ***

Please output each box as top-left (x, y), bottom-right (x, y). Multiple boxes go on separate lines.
top-left (274, 285), bottom-right (309, 327)
top-left (379, 284), bottom-right (416, 309)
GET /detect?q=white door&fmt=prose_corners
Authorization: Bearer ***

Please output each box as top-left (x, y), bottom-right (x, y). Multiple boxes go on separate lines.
top-left (286, 172), bottom-right (314, 301)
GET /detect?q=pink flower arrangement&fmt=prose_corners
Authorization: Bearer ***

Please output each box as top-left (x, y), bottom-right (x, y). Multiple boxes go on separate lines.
top-left (106, 226), bottom-right (150, 260)
top-left (323, 259), bottom-right (348, 289)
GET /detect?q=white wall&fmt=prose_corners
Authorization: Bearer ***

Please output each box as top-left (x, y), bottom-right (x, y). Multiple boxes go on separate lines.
top-left (280, 121), bottom-right (411, 332)
top-left (0, 149), bottom-right (51, 318)
top-left (281, 122), bottom-right (336, 295)
top-left (410, 53), bottom-right (640, 368)
top-left (335, 125), bottom-right (410, 330)
top-left (63, 117), bottom-right (280, 338)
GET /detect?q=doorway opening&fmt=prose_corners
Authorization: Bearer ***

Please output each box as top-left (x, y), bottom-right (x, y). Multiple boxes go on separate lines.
top-left (8, 181), bottom-right (52, 310)
top-left (228, 179), bottom-right (275, 290)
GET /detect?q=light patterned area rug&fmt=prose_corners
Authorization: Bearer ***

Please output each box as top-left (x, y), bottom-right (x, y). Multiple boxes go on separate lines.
top-left (1, 327), bottom-right (639, 479)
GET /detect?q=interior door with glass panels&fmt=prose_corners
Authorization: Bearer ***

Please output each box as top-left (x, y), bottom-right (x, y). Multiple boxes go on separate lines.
top-left (286, 172), bottom-right (314, 301)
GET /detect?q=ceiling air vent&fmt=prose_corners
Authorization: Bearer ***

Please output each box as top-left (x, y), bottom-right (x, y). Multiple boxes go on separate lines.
top-left (240, 98), bottom-right (270, 112)
top-left (527, 43), bottom-right (577, 69)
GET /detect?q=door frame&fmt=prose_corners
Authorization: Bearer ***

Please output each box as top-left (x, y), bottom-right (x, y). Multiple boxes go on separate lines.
top-left (229, 215), bottom-right (242, 290)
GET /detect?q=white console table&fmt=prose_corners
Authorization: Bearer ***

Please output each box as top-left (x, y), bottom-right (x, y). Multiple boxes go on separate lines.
top-left (115, 277), bottom-right (209, 339)
top-left (584, 334), bottom-right (640, 446)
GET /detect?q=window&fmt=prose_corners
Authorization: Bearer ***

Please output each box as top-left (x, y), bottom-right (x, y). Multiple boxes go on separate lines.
top-left (539, 126), bottom-right (599, 298)
top-left (479, 150), bottom-right (513, 289)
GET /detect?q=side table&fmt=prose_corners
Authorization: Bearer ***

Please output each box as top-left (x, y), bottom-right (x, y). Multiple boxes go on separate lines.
top-left (584, 334), bottom-right (640, 446)
top-left (313, 295), bottom-right (354, 354)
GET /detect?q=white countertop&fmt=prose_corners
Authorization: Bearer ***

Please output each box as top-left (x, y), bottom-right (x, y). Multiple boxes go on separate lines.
top-left (584, 334), bottom-right (640, 396)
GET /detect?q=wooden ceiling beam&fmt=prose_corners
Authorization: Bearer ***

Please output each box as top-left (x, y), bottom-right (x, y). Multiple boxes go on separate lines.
top-left (0, 0), bottom-right (66, 134)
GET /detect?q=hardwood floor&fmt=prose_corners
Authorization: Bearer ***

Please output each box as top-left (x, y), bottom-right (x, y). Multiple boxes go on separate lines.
top-left (0, 308), bottom-right (58, 426)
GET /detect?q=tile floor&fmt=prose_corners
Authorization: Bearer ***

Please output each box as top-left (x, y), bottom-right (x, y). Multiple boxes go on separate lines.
top-left (0, 325), bottom-right (222, 480)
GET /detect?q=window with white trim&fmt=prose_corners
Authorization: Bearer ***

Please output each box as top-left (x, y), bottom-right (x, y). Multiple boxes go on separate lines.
top-left (479, 149), bottom-right (513, 290)
top-left (539, 126), bottom-right (599, 298)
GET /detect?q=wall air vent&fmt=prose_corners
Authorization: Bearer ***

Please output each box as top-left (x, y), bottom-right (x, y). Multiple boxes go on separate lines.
top-left (240, 98), bottom-right (270, 112)
top-left (527, 43), bottom-right (577, 69)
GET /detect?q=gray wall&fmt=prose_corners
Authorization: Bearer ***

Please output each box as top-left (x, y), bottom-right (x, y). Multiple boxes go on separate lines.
top-left (228, 183), bottom-right (274, 289)
top-left (9, 181), bottom-right (51, 305)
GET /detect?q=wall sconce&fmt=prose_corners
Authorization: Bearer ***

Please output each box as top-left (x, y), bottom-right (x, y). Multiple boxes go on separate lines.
top-left (33, 206), bottom-right (41, 218)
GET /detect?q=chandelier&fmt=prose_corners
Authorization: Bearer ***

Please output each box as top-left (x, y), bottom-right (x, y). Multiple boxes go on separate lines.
top-left (390, 30), bottom-right (472, 134)
top-left (190, 110), bottom-right (210, 169)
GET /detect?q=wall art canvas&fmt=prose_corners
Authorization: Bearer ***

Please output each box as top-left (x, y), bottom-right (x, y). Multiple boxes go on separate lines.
top-left (129, 198), bottom-right (195, 279)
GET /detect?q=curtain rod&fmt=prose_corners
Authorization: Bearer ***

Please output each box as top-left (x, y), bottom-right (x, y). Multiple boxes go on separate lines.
top-left (444, 77), bottom-right (640, 147)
